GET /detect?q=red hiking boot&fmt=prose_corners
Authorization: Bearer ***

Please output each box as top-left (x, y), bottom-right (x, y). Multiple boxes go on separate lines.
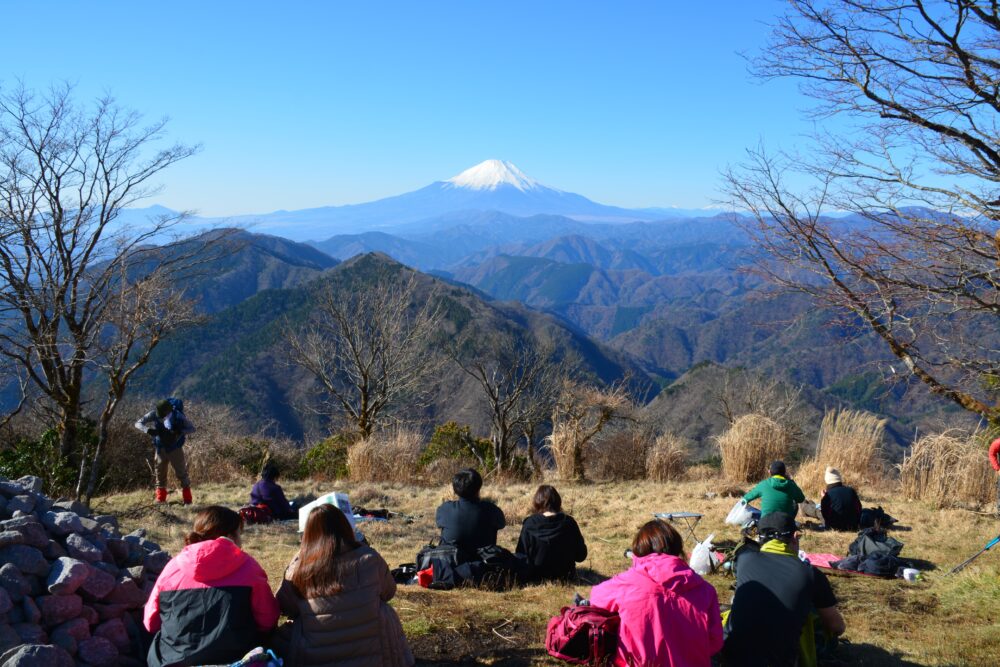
top-left (182, 487), bottom-right (193, 505)
top-left (155, 487), bottom-right (168, 503)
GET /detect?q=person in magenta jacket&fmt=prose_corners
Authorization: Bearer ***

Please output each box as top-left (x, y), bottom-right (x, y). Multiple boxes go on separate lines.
top-left (590, 520), bottom-right (723, 667)
top-left (143, 506), bottom-right (280, 667)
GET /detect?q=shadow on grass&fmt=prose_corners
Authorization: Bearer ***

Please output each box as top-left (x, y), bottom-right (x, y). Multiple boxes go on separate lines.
top-left (575, 567), bottom-right (610, 586)
top-left (416, 647), bottom-right (551, 666)
top-left (832, 641), bottom-right (929, 666)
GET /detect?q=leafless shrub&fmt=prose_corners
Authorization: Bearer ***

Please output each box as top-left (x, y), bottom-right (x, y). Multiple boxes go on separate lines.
top-left (550, 380), bottom-right (633, 481)
top-left (716, 414), bottom-right (788, 484)
top-left (420, 457), bottom-right (480, 487)
top-left (795, 409), bottom-right (888, 496)
top-left (347, 429), bottom-right (424, 483)
top-left (899, 432), bottom-right (995, 508)
top-left (585, 430), bottom-right (649, 481)
top-left (646, 433), bottom-right (689, 482)
top-left (716, 371), bottom-right (807, 445)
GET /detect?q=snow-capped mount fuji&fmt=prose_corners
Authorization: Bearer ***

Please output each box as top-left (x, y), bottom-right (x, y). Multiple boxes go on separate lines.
top-left (138, 160), bottom-right (722, 241)
top-left (444, 159), bottom-right (541, 192)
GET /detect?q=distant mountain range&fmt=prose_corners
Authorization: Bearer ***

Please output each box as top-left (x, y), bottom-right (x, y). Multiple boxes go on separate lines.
top-left (118, 159), bottom-right (727, 241)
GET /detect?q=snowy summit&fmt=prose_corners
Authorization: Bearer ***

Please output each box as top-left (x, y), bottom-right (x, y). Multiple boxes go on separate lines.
top-left (445, 159), bottom-right (540, 192)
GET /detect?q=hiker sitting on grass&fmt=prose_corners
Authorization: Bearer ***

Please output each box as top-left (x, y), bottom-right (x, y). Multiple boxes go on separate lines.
top-left (820, 467), bottom-right (862, 532)
top-left (274, 504), bottom-right (414, 666)
top-left (250, 462), bottom-right (296, 520)
top-left (516, 484), bottom-right (587, 583)
top-left (743, 460), bottom-right (805, 518)
top-left (723, 512), bottom-right (846, 667)
top-left (144, 506), bottom-right (279, 667)
top-left (435, 468), bottom-right (506, 564)
top-left (590, 520), bottom-right (722, 667)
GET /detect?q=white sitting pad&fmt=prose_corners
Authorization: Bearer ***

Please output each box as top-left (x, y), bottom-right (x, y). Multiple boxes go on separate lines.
top-left (298, 492), bottom-right (357, 533)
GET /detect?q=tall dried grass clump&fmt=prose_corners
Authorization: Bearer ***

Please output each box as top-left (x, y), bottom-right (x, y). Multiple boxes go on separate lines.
top-left (548, 425), bottom-right (578, 481)
top-left (347, 429), bottom-right (423, 483)
top-left (797, 409), bottom-right (887, 495)
top-left (716, 414), bottom-right (787, 483)
top-left (899, 431), bottom-right (995, 508)
top-left (646, 433), bottom-right (688, 482)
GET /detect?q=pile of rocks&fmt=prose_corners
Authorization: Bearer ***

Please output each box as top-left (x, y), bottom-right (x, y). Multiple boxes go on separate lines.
top-left (0, 475), bottom-right (171, 666)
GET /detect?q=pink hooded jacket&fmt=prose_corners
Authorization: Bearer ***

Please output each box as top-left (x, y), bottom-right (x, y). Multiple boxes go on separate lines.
top-left (144, 537), bottom-right (279, 633)
top-left (590, 553), bottom-right (723, 667)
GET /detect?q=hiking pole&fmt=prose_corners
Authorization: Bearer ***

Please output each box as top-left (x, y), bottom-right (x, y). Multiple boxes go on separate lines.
top-left (949, 535), bottom-right (1000, 574)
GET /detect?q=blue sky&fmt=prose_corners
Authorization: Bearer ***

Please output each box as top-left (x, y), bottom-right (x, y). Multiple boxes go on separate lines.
top-left (0, 1), bottom-right (821, 216)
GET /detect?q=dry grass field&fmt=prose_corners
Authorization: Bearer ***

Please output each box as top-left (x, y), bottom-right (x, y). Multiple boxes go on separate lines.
top-left (94, 474), bottom-right (1000, 667)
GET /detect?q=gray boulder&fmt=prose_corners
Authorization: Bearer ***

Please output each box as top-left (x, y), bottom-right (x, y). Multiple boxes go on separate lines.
top-left (14, 477), bottom-right (43, 494)
top-left (0, 564), bottom-right (30, 602)
top-left (0, 643), bottom-right (74, 667)
top-left (48, 627), bottom-right (77, 656)
top-left (79, 604), bottom-right (98, 627)
top-left (41, 511), bottom-right (83, 537)
top-left (46, 558), bottom-right (89, 595)
top-left (37, 593), bottom-right (82, 626)
top-left (42, 539), bottom-right (67, 560)
top-left (64, 534), bottom-right (102, 563)
top-left (93, 515), bottom-right (118, 532)
top-left (13, 522), bottom-right (50, 549)
top-left (0, 545), bottom-right (48, 576)
top-left (0, 495), bottom-right (8, 517)
top-left (93, 617), bottom-right (129, 651)
top-left (0, 587), bottom-right (11, 615)
top-left (22, 596), bottom-right (40, 624)
top-left (78, 516), bottom-right (101, 534)
top-left (0, 479), bottom-right (25, 498)
top-left (50, 499), bottom-right (88, 516)
top-left (78, 635), bottom-right (118, 666)
top-left (6, 495), bottom-right (35, 515)
top-left (92, 603), bottom-right (130, 622)
top-left (125, 565), bottom-right (145, 582)
top-left (0, 530), bottom-right (24, 548)
top-left (11, 622), bottom-right (46, 643)
top-left (0, 623), bottom-right (19, 651)
top-left (143, 550), bottom-right (171, 575)
top-left (79, 566), bottom-right (115, 600)
top-left (105, 576), bottom-right (145, 608)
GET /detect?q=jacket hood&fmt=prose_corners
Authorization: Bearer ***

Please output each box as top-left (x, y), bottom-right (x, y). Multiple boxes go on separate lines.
top-left (176, 537), bottom-right (248, 582)
top-left (526, 512), bottom-right (571, 538)
top-left (768, 475), bottom-right (795, 491)
top-left (631, 553), bottom-right (704, 595)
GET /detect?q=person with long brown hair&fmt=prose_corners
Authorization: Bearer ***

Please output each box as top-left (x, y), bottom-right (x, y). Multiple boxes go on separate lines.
top-left (516, 484), bottom-right (587, 582)
top-left (274, 503), bottom-right (414, 666)
top-left (589, 520), bottom-right (722, 667)
top-left (143, 506), bottom-right (279, 667)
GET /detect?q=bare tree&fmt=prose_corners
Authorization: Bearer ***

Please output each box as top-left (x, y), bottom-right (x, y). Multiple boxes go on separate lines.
top-left (452, 334), bottom-right (568, 474)
top-left (716, 369), bottom-right (808, 444)
top-left (725, 1), bottom-right (1000, 425)
top-left (0, 83), bottom-right (199, 488)
top-left (287, 272), bottom-right (443, 438)
top-left (549, 379), bottom-right (633, 481)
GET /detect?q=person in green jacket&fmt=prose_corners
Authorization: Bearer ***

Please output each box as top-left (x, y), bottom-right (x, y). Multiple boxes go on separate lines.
top-left (744, 461), bottom-right (805, 518)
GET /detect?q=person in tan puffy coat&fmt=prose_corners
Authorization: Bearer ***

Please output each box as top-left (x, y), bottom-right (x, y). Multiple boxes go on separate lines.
top-left (274, 504), bottom-right (414, 667)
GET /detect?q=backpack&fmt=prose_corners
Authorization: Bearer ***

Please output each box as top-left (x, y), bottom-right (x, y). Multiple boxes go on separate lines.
top-left (415, 542), bottom-right (459, 571)
top-left (849, 528), bottom-right (903, 558)
top-left (545, 605), bottom-right (620, 665)
top-left (240, 504), bottom-right (273, 525)
top-left (166, 397), bottom-right (184, 415)
top-left (856, 552), bottom-right (904, 577)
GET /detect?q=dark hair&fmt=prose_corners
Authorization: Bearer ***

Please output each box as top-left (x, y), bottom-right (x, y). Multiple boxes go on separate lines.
top-left (452, 468), bottom-right (482, 501)
top-left (290, 504), bottom-right (360, 599)
top-left (632, 520), bottom-right (685, 560)
top-left (769, 460), bottom-right (787, 477)
top-left (156, 399), bottom-right (173, 418)
top-left (186, 506), bottom-right (243, 546)
top-left (532, 485), bottom-right (562, 514)
top-left (261, 462), bottom-right (280, 482)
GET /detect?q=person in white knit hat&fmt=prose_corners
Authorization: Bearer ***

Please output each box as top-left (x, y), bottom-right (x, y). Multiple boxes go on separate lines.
top-left (819, 467), bottom-right (862, 531)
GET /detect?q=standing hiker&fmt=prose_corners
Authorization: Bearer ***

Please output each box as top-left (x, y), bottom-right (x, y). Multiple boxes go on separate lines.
top-left (135, 398), bottom-right (196, 504)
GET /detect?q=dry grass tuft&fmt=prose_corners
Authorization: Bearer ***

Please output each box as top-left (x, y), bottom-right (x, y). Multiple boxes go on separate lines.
top-left (645, 433), bottom-right (688, 482)
top-left (547, 425), bottom-right (578, 482)
top-left (347, 429), bottom-right (423, 483)
top-left (796, 409), bottom-right (887, 496)
top-left (899, 431), bottom-right (995, 508)
top-left (715, 414), bottom-right (788, 483)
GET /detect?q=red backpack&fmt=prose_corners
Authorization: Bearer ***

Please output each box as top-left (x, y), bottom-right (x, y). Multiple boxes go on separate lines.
top-left (239, 504), bottom-right (273, 525)
top-left (545, 605), bottom-right (621, 665)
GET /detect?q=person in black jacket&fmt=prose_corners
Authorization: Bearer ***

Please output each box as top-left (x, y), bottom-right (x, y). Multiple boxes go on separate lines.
top-left (516, 485), bottom-right (587, 582)
top-left (435, 468), bottom-right (506, 563)
top-left (820, 467), bottom-right (863, 531)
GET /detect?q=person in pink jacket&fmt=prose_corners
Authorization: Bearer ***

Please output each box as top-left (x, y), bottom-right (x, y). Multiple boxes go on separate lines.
top-left (143, 505), bottom-right (280, 667)
top-left (590, 520), bottom-right (723, 667)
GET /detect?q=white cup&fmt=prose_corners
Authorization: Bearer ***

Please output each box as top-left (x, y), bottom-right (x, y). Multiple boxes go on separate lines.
top-left (902, 568), bottom-right (919, 582)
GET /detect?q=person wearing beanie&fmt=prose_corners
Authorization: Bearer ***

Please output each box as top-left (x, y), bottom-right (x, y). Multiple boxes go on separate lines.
top-left (743, 460), bottom-right (806, 518)
top-left (134, 398), bottom-right (197, 505)
top-left (724, 512), bottom-right (846, 667)
top-left (819, 467), bottom-right (862, 531)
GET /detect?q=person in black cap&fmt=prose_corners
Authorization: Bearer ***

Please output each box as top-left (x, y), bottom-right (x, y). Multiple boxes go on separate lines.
top-left (723, 512), bottom-right (845, 667)
top-left (742, 460), bottom-right (806, 518)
